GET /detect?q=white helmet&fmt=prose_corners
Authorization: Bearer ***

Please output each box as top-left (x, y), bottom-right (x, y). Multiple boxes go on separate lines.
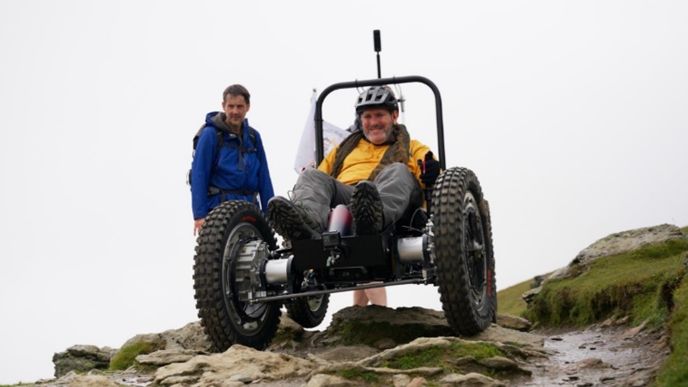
top-left (355, 86), bottom-right (398, 114)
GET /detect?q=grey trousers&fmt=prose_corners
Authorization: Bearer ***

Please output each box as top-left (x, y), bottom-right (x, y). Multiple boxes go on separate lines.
top-left (291, 163), bottom-right (422, 231)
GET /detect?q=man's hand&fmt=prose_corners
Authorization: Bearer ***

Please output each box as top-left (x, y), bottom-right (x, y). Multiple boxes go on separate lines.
top-left (419, 151), bottom-right (440, 188)
top-left (194, 218), bottom-right (205, 235)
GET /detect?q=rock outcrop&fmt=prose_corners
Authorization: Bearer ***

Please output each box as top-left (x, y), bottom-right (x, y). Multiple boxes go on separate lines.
top-left (572, 224), bottom-right (684, 267)
top-left (52, 345), bottom-right (116, 378)
top-left (495, 314), bottom-right (532, 332)
top-left (45, 306), bottom-right (544, 386)
top-left (53, 321), bottom-right (212, 378)
top-left (120, 320), bottom-right (211, 354)
top-left (322, 305), bottom-right (456, 347)
top-left (549, 223), bottom-right (685, 282)
top-left (523, 224), bottom-right (687, 303)
top-left (153, 345), bottom-right (320, 385)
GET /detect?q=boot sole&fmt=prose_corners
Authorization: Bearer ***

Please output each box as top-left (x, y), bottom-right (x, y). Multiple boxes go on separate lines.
top-left (268, 198), bottom-right (316, 240)
top-left (351, 182), bottom-right (383, 235)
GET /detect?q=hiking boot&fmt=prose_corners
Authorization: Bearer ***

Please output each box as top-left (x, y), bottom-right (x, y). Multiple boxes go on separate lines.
top-left (267, 196), bottom-right (319, 241)
top-left (350, 181), bottom-right (384, 235)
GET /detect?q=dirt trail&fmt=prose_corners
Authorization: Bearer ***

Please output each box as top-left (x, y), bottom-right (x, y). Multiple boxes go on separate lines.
top-left (523, 324), bottom-right (670, 386)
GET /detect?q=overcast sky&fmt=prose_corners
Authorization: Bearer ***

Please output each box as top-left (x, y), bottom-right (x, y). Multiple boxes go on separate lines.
top-left (1, 0), bottom-right (687, 383)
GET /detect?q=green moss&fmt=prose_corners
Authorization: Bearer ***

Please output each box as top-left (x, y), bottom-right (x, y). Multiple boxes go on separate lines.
top-left (681, 225), bottom-right (688, 235)
top-left (526, 239), bottom-right (688, 327)
top-left (385, 346), bottom-right (446, 369)
top-left (383, 341), bottom-right (503, 370)
top-left (336, 368), bottom-right (381, 384)
top-left (335, 320), bottom-right (439, 346)
top-left (331, 342), bottom-right (503, 386)
top-left (655, 278), bottom-right (688, 386)
top-left (108, 341), bottom-right (158, 371)
top-left (497, 278), bottom-right (533, 317)
top-left (326, 341), bottom-right (508, 385)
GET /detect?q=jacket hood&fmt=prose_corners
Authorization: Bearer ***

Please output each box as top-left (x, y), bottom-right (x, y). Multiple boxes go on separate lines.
top-left (205, 111), bottom-right (235, 132)
top-left (205, 111), bottom-right (251, 132)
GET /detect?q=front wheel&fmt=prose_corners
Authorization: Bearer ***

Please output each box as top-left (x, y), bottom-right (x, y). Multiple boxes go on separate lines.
top-left (193, 200), bottom-right (281, 351)
top-left (431, 167), bottom-right (496, 335)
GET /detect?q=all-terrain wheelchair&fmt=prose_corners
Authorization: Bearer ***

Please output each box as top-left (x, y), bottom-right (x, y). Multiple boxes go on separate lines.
top-left (193, 76), bottom-right (496, 351)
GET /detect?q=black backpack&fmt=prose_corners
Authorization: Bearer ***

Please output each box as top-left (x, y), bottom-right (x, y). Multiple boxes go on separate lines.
top-left (187, 124), bottom-right (257, 186)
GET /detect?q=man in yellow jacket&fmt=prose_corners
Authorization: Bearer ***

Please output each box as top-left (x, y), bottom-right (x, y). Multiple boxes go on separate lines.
top-left (268, 85), bottom-right (440, 306)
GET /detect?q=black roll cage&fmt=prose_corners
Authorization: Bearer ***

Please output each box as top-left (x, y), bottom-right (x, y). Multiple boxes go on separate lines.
top-left (314, 76), bottom-right (446, 170)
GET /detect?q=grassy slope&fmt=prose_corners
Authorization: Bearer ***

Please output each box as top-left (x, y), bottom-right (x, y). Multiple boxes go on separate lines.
top-left (656, 277), bottom-right (688, 386)
top-left (497, 278), bottom-right (532, 317)
top-left (526, 239), bottom-right (688, 326)
top-left (655, 226), bottom-right (688, 386)
top-left (495, 227), bottom-right (688, 385)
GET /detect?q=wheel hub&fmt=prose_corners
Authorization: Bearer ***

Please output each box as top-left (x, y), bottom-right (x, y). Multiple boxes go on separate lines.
top-left (222, 223), bottom-right (270, 326)
top-left (464, 192), bottom-right (487, 304)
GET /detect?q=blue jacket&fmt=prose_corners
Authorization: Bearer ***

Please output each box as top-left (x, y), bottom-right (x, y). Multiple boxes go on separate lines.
top-left (191, 112), bottom-right (274, 219)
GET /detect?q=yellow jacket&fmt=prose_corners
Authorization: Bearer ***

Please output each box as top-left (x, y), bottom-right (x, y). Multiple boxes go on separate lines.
top-left (318, 138), bottom-right (431, 187)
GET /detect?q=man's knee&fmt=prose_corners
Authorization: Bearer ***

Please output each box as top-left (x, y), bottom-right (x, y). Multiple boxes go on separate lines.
top-left (297, 168), bottom-right (330, 186)
top-left (382, 162), bottom-right (409, 175)
top-left (376, 162), bottom-right (415, 184)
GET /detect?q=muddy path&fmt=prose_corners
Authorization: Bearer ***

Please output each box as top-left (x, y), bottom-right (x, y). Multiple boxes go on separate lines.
top-left (523, 324), bottom-right (670, 386)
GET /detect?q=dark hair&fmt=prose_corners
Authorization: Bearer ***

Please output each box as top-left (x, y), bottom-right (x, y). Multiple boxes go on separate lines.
top-left (223, 84), bottom-right (250, 104)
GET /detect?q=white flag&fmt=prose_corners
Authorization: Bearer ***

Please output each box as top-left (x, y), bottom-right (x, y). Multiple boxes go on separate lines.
top-left (294, 91), bottom-right (349, 173)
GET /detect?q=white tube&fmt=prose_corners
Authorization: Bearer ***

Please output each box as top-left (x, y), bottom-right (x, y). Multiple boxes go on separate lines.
top-left (264, 258), bottom-right (291, 284)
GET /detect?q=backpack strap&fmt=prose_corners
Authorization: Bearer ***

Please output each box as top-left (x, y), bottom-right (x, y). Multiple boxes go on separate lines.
top-left (241, 127), bottom-right (258, 153)
top-left (329, 124), bottom-right (410, 181)
top-left (213, 128), bottom-right (224, 160)
top-left (192, 125), bottom-right (226, 167)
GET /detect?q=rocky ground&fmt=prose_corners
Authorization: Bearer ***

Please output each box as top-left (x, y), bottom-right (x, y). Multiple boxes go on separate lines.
top-left (36, 305), bottom-right (668, 387)
top-left (33, 224), bottom-right (685, 386)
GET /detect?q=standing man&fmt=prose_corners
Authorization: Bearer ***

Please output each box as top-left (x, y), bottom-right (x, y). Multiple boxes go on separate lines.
top-left (191, 84), bottom-right (274, 235)
top-left (267, 85), bottom-right (440, 306)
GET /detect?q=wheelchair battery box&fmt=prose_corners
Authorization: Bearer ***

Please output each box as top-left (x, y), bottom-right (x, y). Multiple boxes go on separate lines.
top-left (291, 233), bottom-right (391, 281)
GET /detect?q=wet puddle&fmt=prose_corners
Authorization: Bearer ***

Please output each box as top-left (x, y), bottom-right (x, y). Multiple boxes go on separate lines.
top-left (523, 326), bottom-right (667, 386)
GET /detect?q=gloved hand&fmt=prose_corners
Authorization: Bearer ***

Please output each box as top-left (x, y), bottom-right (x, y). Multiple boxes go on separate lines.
top-left (418, 151), bottom-right (440, 187)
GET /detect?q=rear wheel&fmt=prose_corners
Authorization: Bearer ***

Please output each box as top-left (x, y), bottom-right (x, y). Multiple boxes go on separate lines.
top-left (431, 167), bottom-right (496, 335)
top-left (193, 200), bottom-right (281, 351)
top-left (285, 294), bottom-right (329, 328)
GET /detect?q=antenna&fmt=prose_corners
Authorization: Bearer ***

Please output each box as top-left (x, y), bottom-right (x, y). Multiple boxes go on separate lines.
top-left (373, 30), bottom-right (382, 78)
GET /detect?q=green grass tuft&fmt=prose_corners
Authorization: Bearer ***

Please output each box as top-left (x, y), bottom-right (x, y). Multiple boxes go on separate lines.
top-left (383, 341), bottom-right (503, 370)
top-left (384, 346), bottom-right (446, 369)
top-left (336, 368), bottom-right (381, 383)
top-left (526, 239), bottom-right (688, 327)
top-left (108, 341), bottom-right (158, 371)
top-left (331, 342), bottom-right (503, 386)
top-left (655, 278), bottom-right (688, 386)
top-left (497, 278), bottom-right (534, 317)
